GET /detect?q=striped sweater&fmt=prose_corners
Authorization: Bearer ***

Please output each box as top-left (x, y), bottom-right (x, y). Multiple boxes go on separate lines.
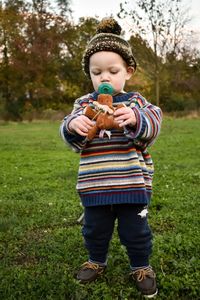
top-left (60, 91), bottom-right (162, 207)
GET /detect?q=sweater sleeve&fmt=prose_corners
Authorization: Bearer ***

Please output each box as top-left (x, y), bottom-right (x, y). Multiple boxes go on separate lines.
top-left (124, 93), bottom-right (162, 149)
top-left (60, 95), bottom-right (90, 153)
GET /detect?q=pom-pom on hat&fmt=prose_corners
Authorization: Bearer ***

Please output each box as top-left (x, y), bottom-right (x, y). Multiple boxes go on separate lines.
top-left (82, 18), bottom-right (137, 77)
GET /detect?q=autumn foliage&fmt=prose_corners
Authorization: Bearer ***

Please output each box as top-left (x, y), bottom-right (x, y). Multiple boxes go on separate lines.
top-left (0, 0), bottom-right (199, 120)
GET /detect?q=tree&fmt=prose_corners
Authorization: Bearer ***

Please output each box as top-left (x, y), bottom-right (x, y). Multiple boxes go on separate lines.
top-left (118, 0), bottom-right (190, 106)
top-left (160, 47), bottom-right (200, 112)
top-left (20, 0), bottom-right (73, 110)
top-left (126, 34), bottom-right (156, 100)
top-left (0, 0), bottom-right (28, 120)
top-left (0, 0), bottom-right (72, 120)
top-left (59, 17), bottom-right (98, 103)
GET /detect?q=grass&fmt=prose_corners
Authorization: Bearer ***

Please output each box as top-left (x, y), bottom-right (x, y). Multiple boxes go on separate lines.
top-left (0, 118), bottom-right (199, 300)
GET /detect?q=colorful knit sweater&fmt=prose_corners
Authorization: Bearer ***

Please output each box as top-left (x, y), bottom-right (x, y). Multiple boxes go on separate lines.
top-left (60, 91), bottom-right (162, 207)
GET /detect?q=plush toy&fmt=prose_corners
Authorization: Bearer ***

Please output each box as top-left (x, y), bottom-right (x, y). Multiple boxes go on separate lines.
top-left (84, 83), bottom-right (124, 141)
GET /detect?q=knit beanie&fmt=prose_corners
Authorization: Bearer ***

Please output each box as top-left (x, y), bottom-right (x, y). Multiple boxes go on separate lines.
top-left (82, 18), bottom-right (137, 77)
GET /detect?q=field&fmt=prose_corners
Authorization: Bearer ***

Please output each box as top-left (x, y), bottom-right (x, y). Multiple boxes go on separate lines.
top-left (0, 118), bottom-right (199, 300)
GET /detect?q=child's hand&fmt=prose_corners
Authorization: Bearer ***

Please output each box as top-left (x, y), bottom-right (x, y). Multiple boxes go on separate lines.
top-left (114, 106), bottom-right (136, 127)
top-left (68, 115), bottom-right (95, 136)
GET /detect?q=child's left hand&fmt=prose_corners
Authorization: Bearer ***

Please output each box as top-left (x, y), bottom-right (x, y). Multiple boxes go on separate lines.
top-left (114, 106), bottom-right (136, 127)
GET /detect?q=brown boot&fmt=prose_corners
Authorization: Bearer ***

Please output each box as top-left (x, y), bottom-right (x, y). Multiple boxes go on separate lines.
top-left (130, 267), bottom-right (158, 298)
top-left (77, 261), bottom-right (106, 283)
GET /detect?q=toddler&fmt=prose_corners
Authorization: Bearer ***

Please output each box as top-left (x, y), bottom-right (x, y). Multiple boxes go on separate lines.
top-left (60, 18), bottom-right (162, 298)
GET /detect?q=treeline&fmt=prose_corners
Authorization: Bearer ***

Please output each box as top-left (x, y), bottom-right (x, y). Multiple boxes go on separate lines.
top-left (0, 0), bottom-right (200, 121)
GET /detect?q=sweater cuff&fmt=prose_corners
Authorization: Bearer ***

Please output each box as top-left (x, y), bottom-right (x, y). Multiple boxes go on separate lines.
top-left (64, 115), bottom-right (77, 135)
top-left (62, 116), bottom-right (86, 143)
top-left (125, 107), bottom-right (146, 139)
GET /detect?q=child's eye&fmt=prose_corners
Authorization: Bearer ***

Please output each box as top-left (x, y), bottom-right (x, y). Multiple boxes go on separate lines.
top-left (92, 71), bottom-right (101, 76)
top-left (110, 70), bottom-right (119, 74)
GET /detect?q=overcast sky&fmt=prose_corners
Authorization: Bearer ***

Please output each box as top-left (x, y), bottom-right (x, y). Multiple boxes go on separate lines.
top-left (70, 0), bottom-right (200, 46)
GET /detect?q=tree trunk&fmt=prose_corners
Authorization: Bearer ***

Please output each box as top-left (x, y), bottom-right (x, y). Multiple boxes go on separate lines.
top-left (155, 71), bottom-right (160, 107)
top-left (154, 46), bottom-right (160, 107)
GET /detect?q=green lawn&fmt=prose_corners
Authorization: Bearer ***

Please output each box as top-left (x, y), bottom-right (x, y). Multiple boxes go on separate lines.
top-left (0, 118), bottom-right (199, 300)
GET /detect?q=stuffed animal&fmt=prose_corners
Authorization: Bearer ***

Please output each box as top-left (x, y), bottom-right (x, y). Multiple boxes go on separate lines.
top-left (83, 83), bottom-right (124, 141)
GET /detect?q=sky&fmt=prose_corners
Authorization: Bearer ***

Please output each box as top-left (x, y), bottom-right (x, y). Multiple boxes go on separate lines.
top-left (70, 0), bottom-right (200, 47)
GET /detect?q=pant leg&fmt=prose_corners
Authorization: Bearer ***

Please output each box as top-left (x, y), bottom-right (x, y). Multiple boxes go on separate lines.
top-left (82, 205), bottom-right (115, 264)
top-left (116, 204), bottom-right (152, 268)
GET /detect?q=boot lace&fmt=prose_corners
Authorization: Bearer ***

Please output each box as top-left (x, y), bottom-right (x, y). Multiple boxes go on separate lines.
top-left (131, 267), bottom-right (155, 282)
top-left (82, 261), bottom-right (104, 274)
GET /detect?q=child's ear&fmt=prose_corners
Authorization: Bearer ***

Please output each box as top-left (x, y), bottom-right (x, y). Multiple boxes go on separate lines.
top-left (126, 66), bottom-right (134, 79)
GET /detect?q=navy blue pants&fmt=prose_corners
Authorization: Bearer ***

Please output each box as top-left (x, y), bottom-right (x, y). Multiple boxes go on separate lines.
top-left (82, 204), bottom-right (152, 268)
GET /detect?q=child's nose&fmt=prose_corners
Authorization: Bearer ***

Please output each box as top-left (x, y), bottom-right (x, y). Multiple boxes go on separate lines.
top-left (100, 72), bottom-right (110, 82)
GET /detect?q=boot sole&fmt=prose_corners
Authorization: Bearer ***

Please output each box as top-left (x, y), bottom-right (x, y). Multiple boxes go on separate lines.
top-left (144, 288), bottom-right (158, 298)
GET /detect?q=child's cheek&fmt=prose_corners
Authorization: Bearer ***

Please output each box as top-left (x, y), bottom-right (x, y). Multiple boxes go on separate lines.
top-left (113, 82), bottom-right (124, 93)
top-left (92, 80), bottom-right (100, 92)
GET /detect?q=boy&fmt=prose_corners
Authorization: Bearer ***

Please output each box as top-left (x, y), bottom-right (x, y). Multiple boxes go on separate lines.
top-left (60, 18), bottom-right (162, 298)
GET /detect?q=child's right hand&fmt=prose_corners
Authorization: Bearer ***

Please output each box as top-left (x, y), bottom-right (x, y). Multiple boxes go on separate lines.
top-left (68, 115), bottom-right (95, 136)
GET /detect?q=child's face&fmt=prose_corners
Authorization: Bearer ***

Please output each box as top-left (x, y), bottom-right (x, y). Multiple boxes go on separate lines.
top-left (89, 51), bottom-right (134, 94)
